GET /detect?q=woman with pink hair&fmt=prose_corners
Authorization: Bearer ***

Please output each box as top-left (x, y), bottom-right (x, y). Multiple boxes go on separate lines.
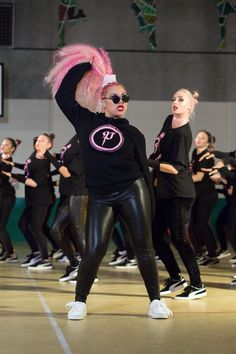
top-left (46, 44), bottom-right (172, 320)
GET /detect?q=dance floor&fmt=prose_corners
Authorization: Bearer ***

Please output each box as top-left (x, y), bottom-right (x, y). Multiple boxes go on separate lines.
top-left (0, 243), bottom-right (236, 354)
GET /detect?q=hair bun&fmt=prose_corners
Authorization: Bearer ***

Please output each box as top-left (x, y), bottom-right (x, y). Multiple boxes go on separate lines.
top-left (192, 91), bottom-right (199, 100)
top-left (15, 139), bottom-right (21, 146)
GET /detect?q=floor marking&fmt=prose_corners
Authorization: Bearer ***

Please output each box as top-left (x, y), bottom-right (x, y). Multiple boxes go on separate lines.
top-left (29, 274), bottom-right (73, 354)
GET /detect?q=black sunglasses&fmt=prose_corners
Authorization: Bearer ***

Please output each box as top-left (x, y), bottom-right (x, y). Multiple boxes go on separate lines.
top-left (104, 94), bottom-right (130, 104)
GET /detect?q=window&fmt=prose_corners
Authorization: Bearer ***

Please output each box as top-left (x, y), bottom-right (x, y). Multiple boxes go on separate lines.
top-left (0, 1), bottom-right (14, 47)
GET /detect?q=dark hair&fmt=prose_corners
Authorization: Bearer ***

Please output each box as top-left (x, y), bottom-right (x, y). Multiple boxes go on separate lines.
top-left (33, 136), bottom-right (38, 145)
top-left (5, 138), bottom-right (21, 151)
top-left (42, 133), bottom-right (55, 144)
top-left (198, 130), bottom-right (216, 147)
top-left (33, 134), bottom-right (55, 150)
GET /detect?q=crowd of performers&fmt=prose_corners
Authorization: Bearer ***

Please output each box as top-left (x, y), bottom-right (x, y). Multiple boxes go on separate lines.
top-left (0, 44), bottom-right (236, 321)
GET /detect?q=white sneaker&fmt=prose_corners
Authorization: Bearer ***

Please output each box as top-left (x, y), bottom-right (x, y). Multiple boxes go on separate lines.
top-left (148, 299), bottom-right (173, 319)
top-left (233, 274), bottom-right (236, 279)
top-left (65, 301), bottom-right (87, 320)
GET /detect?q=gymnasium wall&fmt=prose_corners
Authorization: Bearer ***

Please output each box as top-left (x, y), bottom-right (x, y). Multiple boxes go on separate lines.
top-left (0, 0), bottom-right (235, 240)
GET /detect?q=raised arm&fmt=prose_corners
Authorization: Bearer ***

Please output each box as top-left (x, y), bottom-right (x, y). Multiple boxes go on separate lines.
top-left (55, 62), bottom-right (92, 128)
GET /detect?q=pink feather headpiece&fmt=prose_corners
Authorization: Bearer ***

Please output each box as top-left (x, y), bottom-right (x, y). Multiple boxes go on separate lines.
top-left (45, 44), bottom-right (115, 112)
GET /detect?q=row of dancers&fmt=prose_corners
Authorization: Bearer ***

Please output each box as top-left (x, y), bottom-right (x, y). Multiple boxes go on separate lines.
top-left (1, 43), bottom-right (236, 320)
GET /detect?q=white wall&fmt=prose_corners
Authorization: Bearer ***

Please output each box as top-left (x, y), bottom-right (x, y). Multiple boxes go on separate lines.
top-left (1, 99), bottom-right (236, 196)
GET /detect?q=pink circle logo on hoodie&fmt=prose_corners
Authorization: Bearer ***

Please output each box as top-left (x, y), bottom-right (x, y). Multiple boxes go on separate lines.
top-left (89, 125), bottom-right (124, 152)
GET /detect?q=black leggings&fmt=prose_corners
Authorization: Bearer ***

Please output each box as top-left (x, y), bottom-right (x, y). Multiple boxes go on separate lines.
top-left (225, 204), bottom-right (236, 252)
top-left (189, 191), bottom-right (218, 257)
top-left (0, 192), bottom-right (15, 255)
top-left (153, 197), bottom-right (202, 288)
top-left (75, 178), bottom-right (159, 303)
top-left (50, 195), bottom-right (87, 263)
top-left (112, 221), bottom-right (135, 259)
top-left (18, 205), bottom-right (49, 259)
top-left (42, 202), bottom-right (61, 250)
top-left (215, 202), bottom-right (229, 251)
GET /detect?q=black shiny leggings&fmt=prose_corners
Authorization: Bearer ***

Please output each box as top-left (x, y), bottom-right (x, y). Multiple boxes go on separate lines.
top-left (153, 197), bottom-right (202, 287)
top-left (50, 195), bottom-right (87, 263)
top-left (75, 178), bottom-right (159, 303)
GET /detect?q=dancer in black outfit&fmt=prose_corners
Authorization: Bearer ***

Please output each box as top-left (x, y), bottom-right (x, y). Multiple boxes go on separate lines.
top-left (212, 149), bottom-right (236, 262)
top-left (4, 134), bottom-right (55, 269)
top-left (46, 44), bottom-right (172, 320)
top-left (189, 130), bottom-right (219, 266)
top-left (149, 89), bottom-right (207, 300)
top-left (0, 138), bottom-right (21, 262)
top-left (207, 156), bottom-right (236, 285)
top-left (45, 134), bottom-right (88, 282)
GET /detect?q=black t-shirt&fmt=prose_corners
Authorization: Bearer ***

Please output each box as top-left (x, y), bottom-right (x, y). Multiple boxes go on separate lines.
top-left (23, 152), bottom-right (52, 206)
top-left (0, 154), bottom-right (15, 197)
top-left (153, 115), bottom-right (196, 199)
top-left (191, 148), bottom-right (216, 196)
top-left (58, 135), bottom-right (87, 196)
top-left (55, 63), bottom-right (145, 196)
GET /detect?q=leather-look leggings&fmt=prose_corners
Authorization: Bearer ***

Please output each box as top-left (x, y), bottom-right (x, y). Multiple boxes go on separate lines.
top-left (50, 195), bottom-right (87, 263)
top-left (75, 177), bottom-right (160, 303)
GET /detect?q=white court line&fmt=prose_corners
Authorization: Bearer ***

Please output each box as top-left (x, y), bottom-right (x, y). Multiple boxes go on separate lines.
top-left (28, 274), bottom-right (73, 354)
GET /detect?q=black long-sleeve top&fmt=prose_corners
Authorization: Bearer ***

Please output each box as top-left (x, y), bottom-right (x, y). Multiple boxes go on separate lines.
top-left (0, 154), bottom-right (15, 197)
top-left (191, 148), bottom-right (216, 196)
top-left (55, 63), bottom-right (150, 197)
top-left (45, 135), bottom-right (87, 196)
top-left (218, 167), bottom-right (236, 205)
top-left (12, 152), bottom-right (53, 206)
top-left (149, 115), bottom-right (195, 199)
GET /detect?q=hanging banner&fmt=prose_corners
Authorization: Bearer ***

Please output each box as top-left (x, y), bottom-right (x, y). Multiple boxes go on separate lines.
top-left (131, 0), bottom-right (157, 50)
top-left (58, 0), bottom-right (87, 48)
top-left (216, 0), bottom-right (236, 49)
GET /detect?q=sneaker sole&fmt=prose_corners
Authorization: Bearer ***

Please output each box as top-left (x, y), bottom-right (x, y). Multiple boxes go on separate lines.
top-left (68, 313), bottom-right (86, 320)
top-left (4, 260), bottom-right (18, 263)
top-left (115, 264), bottom-right (138, 269)
top-left (175, 291), bottom-right (207, 300)
top-left (21, 261), bottom-right (40, 268)
top-left (217, 253), bottom-right (231, 259)
top-left (148, 312), bottom-right (171, 319)
top-left (28, 266), bottom-right (52, 271)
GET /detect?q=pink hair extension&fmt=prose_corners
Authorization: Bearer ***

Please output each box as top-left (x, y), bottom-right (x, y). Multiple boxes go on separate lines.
top-left (45, 44), bottom-right (114, 112)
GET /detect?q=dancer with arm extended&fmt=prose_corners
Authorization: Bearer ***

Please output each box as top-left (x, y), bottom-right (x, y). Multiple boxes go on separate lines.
top-left (46, 44), bottom-right (172, 320)
top-left (149, 89), bottom-right (207, 300)
top-left (4, 134), bottom-right (55, 269)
